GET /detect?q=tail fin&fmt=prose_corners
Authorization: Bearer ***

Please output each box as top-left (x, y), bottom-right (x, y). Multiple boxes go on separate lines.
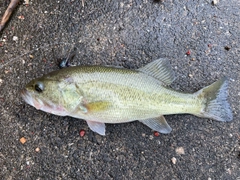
top-left (195, 77), bottom-right (233, 122)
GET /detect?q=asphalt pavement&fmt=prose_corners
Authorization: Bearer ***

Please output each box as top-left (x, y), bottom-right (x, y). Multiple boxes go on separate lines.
top-left (0, 0), bottom-right (239, 179)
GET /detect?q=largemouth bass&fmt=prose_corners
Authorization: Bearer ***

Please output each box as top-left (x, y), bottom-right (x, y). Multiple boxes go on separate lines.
top-left (21, 59), bottom-right (233, 135)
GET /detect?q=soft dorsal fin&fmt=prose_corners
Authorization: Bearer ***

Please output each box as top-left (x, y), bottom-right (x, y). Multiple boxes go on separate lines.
top-left (138, 58), bottom-right (175, 85)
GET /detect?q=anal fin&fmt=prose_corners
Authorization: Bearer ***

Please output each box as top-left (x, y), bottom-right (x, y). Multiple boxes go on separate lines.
top-left (86, 120), bottom-right (106, 135)
top-left (139, 116), bottom-right (172, 134)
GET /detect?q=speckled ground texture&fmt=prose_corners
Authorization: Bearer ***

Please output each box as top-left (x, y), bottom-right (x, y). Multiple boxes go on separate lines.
top-left (0, 0), bottom-right (239, 179)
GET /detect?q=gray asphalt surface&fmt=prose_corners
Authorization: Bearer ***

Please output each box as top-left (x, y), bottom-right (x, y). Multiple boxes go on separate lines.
top-left (0, 0), bottom-right (239, 179)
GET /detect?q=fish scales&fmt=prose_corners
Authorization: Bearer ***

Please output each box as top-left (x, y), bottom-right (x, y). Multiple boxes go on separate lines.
top-left (55, 66), bottom-right (201, 122)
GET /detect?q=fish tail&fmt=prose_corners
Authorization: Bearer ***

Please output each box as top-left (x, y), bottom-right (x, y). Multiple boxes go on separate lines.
top-left (195, 77), bottom-right (233, 122)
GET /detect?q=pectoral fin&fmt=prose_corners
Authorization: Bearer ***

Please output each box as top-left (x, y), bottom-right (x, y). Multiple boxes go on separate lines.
top-left (86, 120), bottom-right (106, 135)
top-left (139, 116), bottom-right (172, 134)
top-left (71, 101), bottom-right (110, 115)
top-left (86, 101), bottom-right (111, 112)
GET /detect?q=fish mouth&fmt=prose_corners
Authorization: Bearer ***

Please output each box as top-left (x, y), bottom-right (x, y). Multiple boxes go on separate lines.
top-left (21, 89), bottom-right (68, 116)
top-left (21, 89), bottom-right (43, 110)
top-left (21, 89), bottom-right (33, 106)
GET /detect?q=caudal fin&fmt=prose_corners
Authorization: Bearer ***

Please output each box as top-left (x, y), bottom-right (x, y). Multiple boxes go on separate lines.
top-left (195, 77), bottom-right (233, 122)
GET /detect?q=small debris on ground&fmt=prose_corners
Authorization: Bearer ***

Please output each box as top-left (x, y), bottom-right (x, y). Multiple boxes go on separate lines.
top-left (20, 137), bottom-right (27, 144)
top-left (176, 147), bottom-right (185, 155)
top-left (58, 50), bottom-right (76, 68)
top-left (149, 135), bottom-right (154, 140)
top-left (212, 0), bottom-right (219, 5)
top-left (35, 147), bottom-right (40, 152)
top-left (5, 70), bottom-right (10, 74)
top-left (0, 0), bottom-right (20, 31)
top-left (29, 55), bottom-right (34, 59)
top-left (79, 129), bottom-right (86, 137)
top-left (24, 0), bottom-right (29, 5)
top-left (154, 131), bottom-right (160, 137)
top-left (171, 157), bottom-right (177, 164)
top-left (186, 50), bottom-right (191, 55)
top-left (17, 15), bottom-right (25, 20)
top-left (13, 36), bottom-right (18, 41)
top-left (224, 46), bottom-right (230, 51)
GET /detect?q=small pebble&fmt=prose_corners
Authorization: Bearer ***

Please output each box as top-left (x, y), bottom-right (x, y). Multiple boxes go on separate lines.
top-left (189, 74), bottom-right (193, 78)
top-left (0, 79), bottom-right (3, 84)
top-left (176, 147), bottom-right (185, 155)
top-left (35, 147), bottom-right (40, 152)
top-left (79, 129), bottom-right (85, 137)
top-left (29, 55), bottom-right (34, 59)
top-left (149, 135), bottom-right (154, 140)
top-left (13, 36), bottom-right (18, 41)
top-left (18, 15), bottom-right (25, 20)
top-left (24, 0), bottom-right (29, 5)
top-left (154, 131), bottom-right (160, 137)
top-left (212, 0), bottom-right (219, 5)
top-left (186, 50), bottom-right (191, 55)
top-left (171, 157), bottom-right (177, 164)
top-left (20, 137), bottom-right (27, 144)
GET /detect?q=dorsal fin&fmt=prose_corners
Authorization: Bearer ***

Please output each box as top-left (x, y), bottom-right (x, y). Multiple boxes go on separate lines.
top-left (138, 58), bottom-right (175, 85)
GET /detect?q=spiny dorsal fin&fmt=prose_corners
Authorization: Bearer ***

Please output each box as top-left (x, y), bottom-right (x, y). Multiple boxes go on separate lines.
top-left (138, 58), bottom-right (175, 85)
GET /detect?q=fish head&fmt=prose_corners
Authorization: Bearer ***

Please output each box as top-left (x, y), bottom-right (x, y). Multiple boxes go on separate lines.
top-left (21, 76), bottom-right (70, 116)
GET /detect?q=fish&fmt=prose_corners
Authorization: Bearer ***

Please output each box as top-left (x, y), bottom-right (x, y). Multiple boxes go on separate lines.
top-left (21, 58), bottom-right (233, 135)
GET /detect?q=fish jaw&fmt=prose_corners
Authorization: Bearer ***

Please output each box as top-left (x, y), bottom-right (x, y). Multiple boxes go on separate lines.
top-left (21, 89), bottom-right (40, 109)
top-left (21, 89), bottom-right (68, 116)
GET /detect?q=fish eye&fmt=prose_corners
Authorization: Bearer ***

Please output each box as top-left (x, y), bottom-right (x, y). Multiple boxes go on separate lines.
top-left (35, 82), bottom-right (44, 93)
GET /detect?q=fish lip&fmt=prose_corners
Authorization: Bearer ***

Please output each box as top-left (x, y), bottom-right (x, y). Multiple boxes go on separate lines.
top-left (21, 88), bottom-right (39, 108)
top-left (21, 88), bottom-right (29, 103)
top-left (21, 88), bottom-right (27, 96)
